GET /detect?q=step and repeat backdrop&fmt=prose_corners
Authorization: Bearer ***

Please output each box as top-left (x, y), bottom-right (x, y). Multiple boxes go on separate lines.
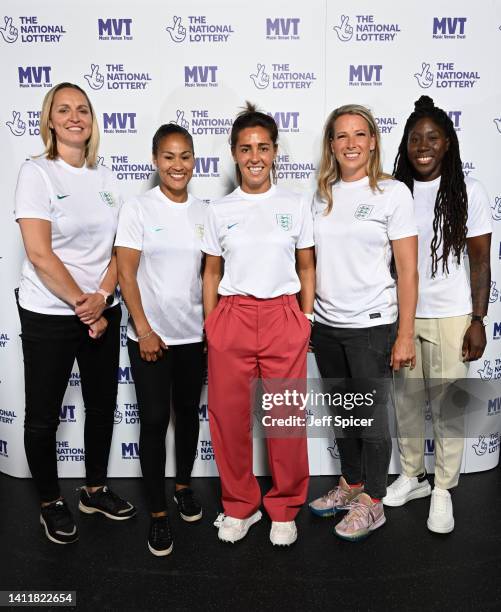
top-left (1, 0), bottom-right (500, 478)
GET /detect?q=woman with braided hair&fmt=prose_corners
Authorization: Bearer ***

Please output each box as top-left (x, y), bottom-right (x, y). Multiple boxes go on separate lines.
top-left (383, 95), bottom-right (492, 533)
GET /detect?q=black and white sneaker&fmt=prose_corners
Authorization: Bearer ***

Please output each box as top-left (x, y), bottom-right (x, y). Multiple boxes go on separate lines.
top-left (79, 486), bottom-right (136, 520)
top-left (40, 499), bottom-right (79, 545)
top-left (173, 488), bottom-right (203, 522)
top-left (148, 516), bottom-right (174, 557)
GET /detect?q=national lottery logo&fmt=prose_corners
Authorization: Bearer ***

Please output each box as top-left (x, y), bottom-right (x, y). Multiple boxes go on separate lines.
top-left (193, 157), bottom-right (220, 178)
top-left (276, 214), bottom-right (293, 231)
top-left (275, 154), bottom-right (315, 181)
top-left (184, 65), bottom-right (218, 88)
top-left (432, 17), bottom-right (467, 39)
top-left (0, 332), bottom-right (10, 347)
top-left (172, 109), bottom-right (232, 136)
top-left (114, 408), bottom-right (123, 424)
top-left (198, 440), bottom-right (215, 461)
top-left (490, 281), bottom-right (500, 304)
top-left (375, 116), bottom-right (397, 134)
top-left (97, 18), bottom-right (133, 41)
top-left (333, 14), bottom-right (401, 42)
top-left (414, 62), bottom-right (480, 89)
top-left (56, 440), bottom-right (85, 462)
top-left (18, 65), bottom-right (52, 89)
top-left (472, 433), bottom-right (499, 456)
top-left (122, 403), bottom-right (139, 424)
top-left (109, 155), bottom-right (155, 182)
top-left (68, 372), bottom-right (80, 387)
top-left (327, 440), bottom-right (340, 459)
top-left (84, 63), bottom-right (152, 91)
top-left (0, 15), bottom-right (67, 44)
top-left (120, 325), bottom-right (127, 348)
top-left (492, 197), bottom-right (501, 221)
top-left (349, 64), bottom-right (382, 87)
top-left (6, 111), bottom-right (26, 136)
top-left (0, 409), bottom-right (17, 425)
top-left (494, 118), bottom-right (501, 134)
top-left (265, 17), bottom-right (300, 40)
top-left (102, 112), bottom-right (137, 135)
top-left (5, 110), bottom-right (40, 136)
top-left (250, 62), bottom-right (316, 90)
top-left (166, 15), bottom-right (234, 43)
top-left (477, 360), bottom-right (494, 381)
top-left (0, 440), bottom-right (8, 458)
top-left (462, 161), bottom-right (475, 177)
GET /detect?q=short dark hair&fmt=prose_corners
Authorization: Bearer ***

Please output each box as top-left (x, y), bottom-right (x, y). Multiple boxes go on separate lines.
top-left (152, 123), bottom-right (194, 156)
top-left (230, 102), bottom-right (278, 185)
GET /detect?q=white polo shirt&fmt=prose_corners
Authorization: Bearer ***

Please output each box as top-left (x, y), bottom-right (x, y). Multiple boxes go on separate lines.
top-left (15, 157), bottom-right (121, 315)
top-left (314, 176), bottom-right (417, 328)
top-left (115, 187), bottom-right (206, 345)
top-left (414, 176), bottom-right (492, 318)
top-left (202, 185), bottom-right (314, 298)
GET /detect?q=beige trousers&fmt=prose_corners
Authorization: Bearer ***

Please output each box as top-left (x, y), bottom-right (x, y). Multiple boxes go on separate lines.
top-left (396, 315), bottom-right (470, 489)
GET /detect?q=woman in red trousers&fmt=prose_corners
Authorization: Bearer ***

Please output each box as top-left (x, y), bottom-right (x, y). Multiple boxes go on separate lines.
top-left (202, 103), bottom-right (315, 546)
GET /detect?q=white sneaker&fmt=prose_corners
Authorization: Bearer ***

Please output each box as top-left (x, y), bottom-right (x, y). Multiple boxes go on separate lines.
top-left (383, 473), bottom-right (431, 507)
top-left (270, 521), bottom-right (297, 546)
top-left (218, 510), bottom-right (262, 543)
top-left (427, 487), bottom-right (454, 534)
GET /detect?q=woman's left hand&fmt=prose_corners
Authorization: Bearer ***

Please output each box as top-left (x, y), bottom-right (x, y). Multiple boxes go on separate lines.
top-left (75, 292), bottom-right (106, 324)
top-left (390, 334), bottom-right (416, 371)
top-left (462, 323), bottom-right (487, 362)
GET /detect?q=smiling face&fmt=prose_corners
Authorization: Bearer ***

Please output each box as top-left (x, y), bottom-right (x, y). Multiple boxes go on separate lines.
top-left (232, 126), bottom-right (277, 194)
top-left (153, 133), bottom-right (194, 202)
top-left (49, 87), bottom-right (93, 154)
top-left (331, 113), bottom-right (376, 182)
top-left (407, 117), bottom-right (449, 182)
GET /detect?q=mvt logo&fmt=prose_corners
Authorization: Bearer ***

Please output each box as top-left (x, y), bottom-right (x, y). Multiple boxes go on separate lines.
top-left (194, 157), bottom-right (220, 178)
top-left (199, 404), bottom-right (209, 422)
top-left (0, 440), bottom-right (8, 458)
top-left (184, 65), bottom-right (218, 87)
top-left (59, 405), bottom-right (76, 423)
top-left (118, 366), bottom-right (134, 384)
top-left (349, 64), bottom-right (382, 87)
top-left (266, 18), bottom-right (300, 40)
top-left (121, 441), bottom-right (140, 459)
top-left (424, 439), bottom-right (435, 456)
top-left (447, 110), bottom-right (461, 131)
top-left (487, 396), bottom-right (501, 417)
top-left (432, 17), bottom-right (467, 39)
top-left (270, 111), bottom-right (300, 133)
top-left (493, 321), bottom-right (501, 340)
top-left (98, 18), bottom-right (133, 40)
top-left (103, 113), bottom-right (137, 134)
top-left (18, 66), bottom-right (52, 88)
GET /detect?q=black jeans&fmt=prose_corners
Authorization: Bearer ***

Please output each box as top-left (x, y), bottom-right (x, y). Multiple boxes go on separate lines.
top-left (312, 321), bottom-right (396, 499)
top-left (128, 339), bottom-right (204, 513)
top-left (18, 302), bottom-right (121, 503)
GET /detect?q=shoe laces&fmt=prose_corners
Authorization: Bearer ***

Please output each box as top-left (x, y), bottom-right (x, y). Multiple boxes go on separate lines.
top-left (214, 513), bottom-right (225, 528)
top-left (343, 501), bottom-right (371, 525)
top-left (45, 501), bottom-right (72, 528)
top-left (392, 474), bottom-right (412, 490)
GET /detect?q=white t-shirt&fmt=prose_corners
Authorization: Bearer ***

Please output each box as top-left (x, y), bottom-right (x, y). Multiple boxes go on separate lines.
top-left (314, 176), bottom-right (417, 328)
top-left (414, 176), bottom-right (492, 318)
top-left (202, 185), bottom-right (314, 298)
top-left (15, 157), bottom-right (121, 315)
top-left (115, 187), bottom-right (206, 345)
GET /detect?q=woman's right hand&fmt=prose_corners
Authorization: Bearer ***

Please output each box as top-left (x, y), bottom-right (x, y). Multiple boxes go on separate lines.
top-left (139, 331), bottom-right (168, 362)
top-left (88, 316), bottom-right (108, 339)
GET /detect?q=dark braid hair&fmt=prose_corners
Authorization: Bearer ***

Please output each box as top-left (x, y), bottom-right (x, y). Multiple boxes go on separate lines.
top-left (393, 95), bottom-right (468, 277)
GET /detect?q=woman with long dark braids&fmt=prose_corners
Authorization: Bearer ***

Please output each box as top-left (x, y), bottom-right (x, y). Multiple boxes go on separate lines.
top-left (384, 95), bottom-right (492, 533)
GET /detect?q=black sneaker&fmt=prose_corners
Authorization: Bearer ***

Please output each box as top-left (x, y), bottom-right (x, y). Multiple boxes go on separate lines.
top-left (40, 499), bottom-right (79, 545)
top-left (79, 486), bottom-right (136, 520)
top-left (148, 516), bottom-right (174, 557)
top-left (173, 488), bottom-right (203, 522)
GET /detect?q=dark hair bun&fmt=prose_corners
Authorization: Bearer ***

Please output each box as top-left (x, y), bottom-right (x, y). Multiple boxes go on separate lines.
top-left (414, 95), bottom-right (435, 111)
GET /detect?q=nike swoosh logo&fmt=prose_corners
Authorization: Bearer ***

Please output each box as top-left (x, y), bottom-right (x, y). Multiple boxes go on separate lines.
top-left (57, 194), bottom-right (70, 199)
top-left (152, 227), bottom-right (165, 232)
top-left (227, 223), bottom-right (238, 230)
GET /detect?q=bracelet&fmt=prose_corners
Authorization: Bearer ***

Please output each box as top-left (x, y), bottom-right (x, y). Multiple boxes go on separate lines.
top-left (137, 329), bottom-right (154, 341)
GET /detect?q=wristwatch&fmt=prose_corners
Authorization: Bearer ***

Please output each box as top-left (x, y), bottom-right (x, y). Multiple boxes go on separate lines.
top-left (471, 315), bottom-right (489, 327)
top-left (97, 288), bottom-right (114, 306)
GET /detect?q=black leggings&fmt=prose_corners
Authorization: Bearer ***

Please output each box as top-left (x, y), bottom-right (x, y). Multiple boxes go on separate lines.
top-left (19, 303), bottom-right (121, 503)
top-left (127, 339), bottom-right (204, 513)
top-left (312, 321), bottom-right (396, 499)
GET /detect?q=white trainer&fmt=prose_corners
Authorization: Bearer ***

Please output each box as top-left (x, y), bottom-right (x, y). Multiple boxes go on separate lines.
top-left (218, 510), bottom-right (262, 543)
top-left (383, 473), bottom-right (431, 507)
top-left (427, 487), bottom-right (454, 534)
top-left (270, 521), bottom-right (297, 546)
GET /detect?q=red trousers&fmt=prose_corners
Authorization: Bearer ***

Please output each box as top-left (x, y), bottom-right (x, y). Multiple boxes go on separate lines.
top-left (206, 294), bottom-right (310, 521)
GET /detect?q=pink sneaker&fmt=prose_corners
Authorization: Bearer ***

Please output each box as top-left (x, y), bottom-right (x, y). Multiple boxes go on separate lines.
top-left (309, 477), bottom-right (364, 517)
top-left (334, 493), bottom-right (386, 541)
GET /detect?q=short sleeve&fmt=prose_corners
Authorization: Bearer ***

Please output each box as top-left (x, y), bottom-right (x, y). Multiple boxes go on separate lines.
top-left (15, 161), bottom-right (52, 222)
top-left (202, 203), bottom-right (222, 256)
top-left (115, 199), bottom-right (144, 251)
top-left (387, 181), bottom-right (418, 240)
top-left (296, 193), bottom-right (314, 249)
top-left (466, 180), bottom-right (492, 238)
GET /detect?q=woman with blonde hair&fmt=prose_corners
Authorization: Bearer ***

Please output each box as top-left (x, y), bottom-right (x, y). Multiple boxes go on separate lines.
top-left (15, 82), bottom-right (135, 545)
top-left (308, 104), bottom-right (418, 541)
